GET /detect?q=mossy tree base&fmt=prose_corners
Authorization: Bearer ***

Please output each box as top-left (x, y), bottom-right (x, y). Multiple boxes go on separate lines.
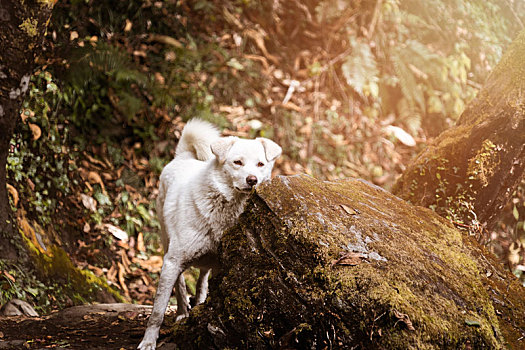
top-left (392, 30), bottom-right (525, 231)
top-left (171, 175), bottom-right (524, 349)
top-left (16, 214), bottom-right (124, 307)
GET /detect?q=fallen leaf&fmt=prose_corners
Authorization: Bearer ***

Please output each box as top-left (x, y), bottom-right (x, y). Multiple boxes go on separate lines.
top-left (70, 31), bottom-right (79, 40)
top-left (281, 101), bottom-right (303, 112)
top-left (136, 232), bottom-right (145, 252)
top-left (6, 183), bottom-right (18, 207)
top-left (340, 204), bottom-right (358, 215)
top-left (133, 255), bottom-right (163, 273)
top-left (87, 264), bottom-right (104, 277)
top-left (393, 310), bottom-right (415, 331)
top-left (26, 178), bottom-right (35, 191)
top-left (119, 250), bottom-right (131, 273)
top-left (243, 28), bottom-right (279, 64)
top-left (104, 224), bottom-right (129, 242)
top-left (244, 54), bottom-right (269, 71)
top-left (133, 50), bottom-right (147, 58)
top-left (106, 264), bottom-right (117, 283)
top-left (83, 152), bottom-right (109, 169)
top-left (154, 72), bottom-right (165, 85)
top-left (331, 252), bottom-right (367, 266)
top-left (124, 19), bottom-right (132, 32)
top-left (80, 193), bottom-right (97, 212)
top-left (88, 171), bottom-right (106, 193)
top-left (384, 125), bottom-right (416, 147)
top-left (507, 241), bottom-right (521, 268)
top-left (2, 271), bottom-right (15, 282)
top-left (28, 123), bottom-right (41, 140)
top-left (142, 275), bottom-right (150, 286)
top-left (117, 262), bottom-right (130, 297)
top-left (149, 34), bottom-right (183, 48)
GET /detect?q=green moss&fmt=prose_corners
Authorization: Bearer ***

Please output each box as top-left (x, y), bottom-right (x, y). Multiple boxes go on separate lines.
top-left (20, 226), bottom-right (124, 304)
top-left (467, 139), bottom-right (499, 187)
top-left (19, 18), bottom-right (38, 37)
top-left (487, 30), bottom-right (525, 94)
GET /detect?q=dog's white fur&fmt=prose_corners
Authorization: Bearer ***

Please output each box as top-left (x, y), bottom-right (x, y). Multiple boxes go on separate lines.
top-left (138, 119), bottom-right (281, 350)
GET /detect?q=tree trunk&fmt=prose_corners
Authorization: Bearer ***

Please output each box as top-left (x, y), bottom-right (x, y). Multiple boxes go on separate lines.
top-left (392, 30), bottom-right (525, 233)
top-left (170, 175), bottom-right (525, 349)
top-left (0, 0), bottom-right (54, 258)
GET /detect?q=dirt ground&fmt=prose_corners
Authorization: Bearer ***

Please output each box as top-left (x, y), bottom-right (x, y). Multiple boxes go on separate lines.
top-left (0, 304), bottom-right (177, 350)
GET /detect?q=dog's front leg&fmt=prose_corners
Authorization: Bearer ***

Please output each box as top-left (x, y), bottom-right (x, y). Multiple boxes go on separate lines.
top-left (138, 257), bottom-right (181, 350)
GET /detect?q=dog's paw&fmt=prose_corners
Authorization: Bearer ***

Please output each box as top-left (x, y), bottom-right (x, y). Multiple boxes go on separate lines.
top-left (175, 312), bottom-right (189, 322)
top-left (138, 326), bottom-right (159, 349)
top-left (137, 339), bottom-right (156, 350)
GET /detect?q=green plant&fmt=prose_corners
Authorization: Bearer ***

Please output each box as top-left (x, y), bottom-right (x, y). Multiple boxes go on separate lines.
top-left (7, 71), bottom-right (74, 226)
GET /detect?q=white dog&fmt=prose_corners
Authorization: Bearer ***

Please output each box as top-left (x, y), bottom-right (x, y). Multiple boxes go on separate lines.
top-left (138, 119), bottom-right (282, 350)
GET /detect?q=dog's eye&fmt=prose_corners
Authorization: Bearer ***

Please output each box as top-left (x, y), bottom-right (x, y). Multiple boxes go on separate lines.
top-left (233, 160), bottom-right (243, 166)
top-left (257, 162), bottom-right (265, 167)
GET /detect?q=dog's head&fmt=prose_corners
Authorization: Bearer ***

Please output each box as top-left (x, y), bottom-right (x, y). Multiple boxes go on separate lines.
top-left (211, 136), bottom-right (282, 193)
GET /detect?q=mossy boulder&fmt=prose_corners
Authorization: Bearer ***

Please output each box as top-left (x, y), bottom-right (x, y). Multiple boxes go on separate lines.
top-left (172, 175), bottom-right (524, 349)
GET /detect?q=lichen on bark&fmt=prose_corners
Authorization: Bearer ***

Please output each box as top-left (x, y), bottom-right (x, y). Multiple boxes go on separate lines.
top-left (170, 175), bottom-right (524, 349)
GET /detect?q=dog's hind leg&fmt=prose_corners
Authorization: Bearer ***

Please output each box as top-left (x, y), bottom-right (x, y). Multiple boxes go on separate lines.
top-left (138, 257), bottom-right (181, 350)
top-left (194, 268), bottom-right (211, 305)
top-left (175, 273), bottom-right (190, 321)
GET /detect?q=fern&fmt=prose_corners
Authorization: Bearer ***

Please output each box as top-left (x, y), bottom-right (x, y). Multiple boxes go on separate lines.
top-left (341, 37), bottom-right (379, 98)
top-left (391, 46), bottom-right (425, 114)
top-left (68, 43), bottom-right (149, 89)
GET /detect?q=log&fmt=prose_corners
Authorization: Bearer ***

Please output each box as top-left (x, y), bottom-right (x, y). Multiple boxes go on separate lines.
top-left (170, 175), bottom-right (525, 349)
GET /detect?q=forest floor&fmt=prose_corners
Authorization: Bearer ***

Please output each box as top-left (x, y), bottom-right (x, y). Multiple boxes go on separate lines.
top-left (2, 2), bottom-right (523, 348)
top-left (0, 304), bottom-right (175, 350)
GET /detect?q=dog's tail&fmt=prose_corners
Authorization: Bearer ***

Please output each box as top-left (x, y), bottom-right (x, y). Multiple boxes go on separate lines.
top-left (176, 118), bottom-right (220, 161)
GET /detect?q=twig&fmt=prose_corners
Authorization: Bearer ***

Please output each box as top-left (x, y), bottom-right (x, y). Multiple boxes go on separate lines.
top-left (367, 0), bottom-right (383, 39)
top-left (505, 0), bottom-right (524, 29)
top-left (282, 47), bottom-right (352, 104)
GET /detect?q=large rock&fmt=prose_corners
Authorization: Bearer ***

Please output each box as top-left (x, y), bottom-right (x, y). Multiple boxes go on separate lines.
top-left (172, 175), bottom-right (525, 349)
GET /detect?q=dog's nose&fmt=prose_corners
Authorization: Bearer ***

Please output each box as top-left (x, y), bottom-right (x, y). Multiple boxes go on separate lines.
top-left (246, 175), bottom-right (258, 187)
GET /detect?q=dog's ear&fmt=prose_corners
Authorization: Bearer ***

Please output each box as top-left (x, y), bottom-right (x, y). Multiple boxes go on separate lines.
top-left (257, 138), bottom-right (282, 162)
top-left (211, 137), bottom-right (237, 164)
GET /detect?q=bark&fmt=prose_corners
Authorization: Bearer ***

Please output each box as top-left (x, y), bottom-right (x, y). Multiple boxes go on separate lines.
top-left (0, 0), bottom-right (54, 258)
top-left (170, 175), bottom-right (525, 349)
top-left (392, 30), bottom-right (525, 233)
